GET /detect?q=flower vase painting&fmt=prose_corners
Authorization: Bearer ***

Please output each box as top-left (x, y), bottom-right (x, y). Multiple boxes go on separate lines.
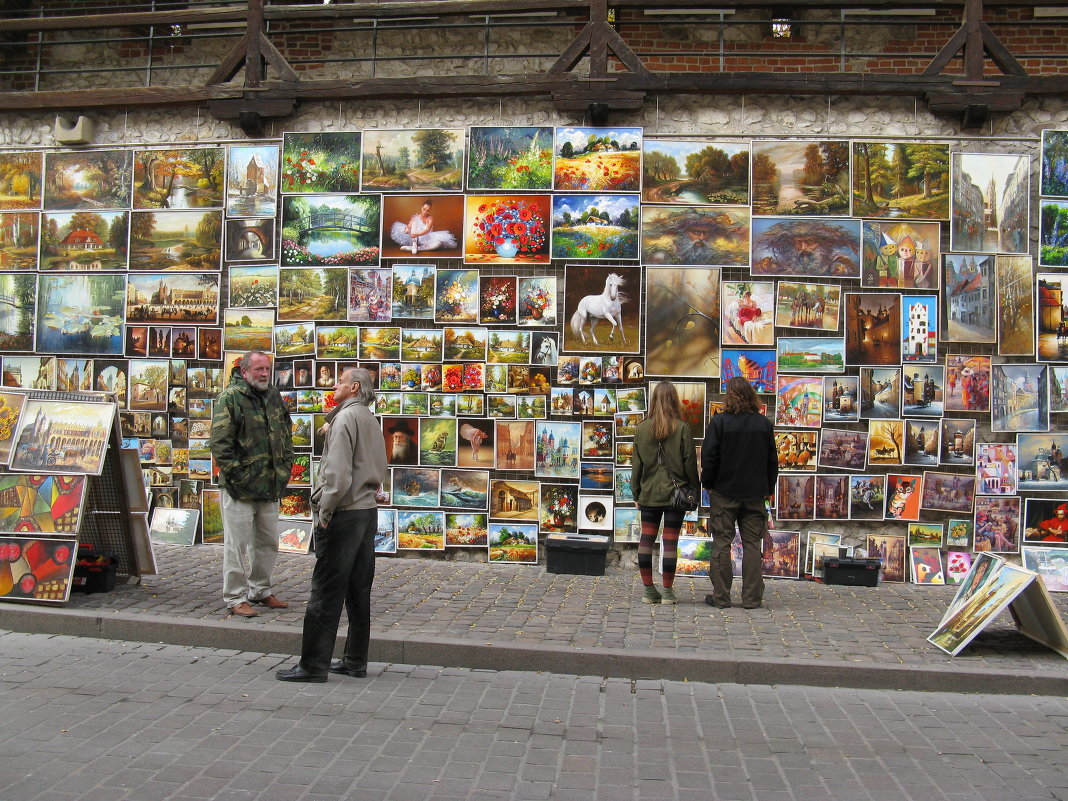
top-left (517, 276), bottom-right (557, 327)
top-left (464, 195), bottom-right (551, 264)
top-left (434, 269), bottom-right (479, 325)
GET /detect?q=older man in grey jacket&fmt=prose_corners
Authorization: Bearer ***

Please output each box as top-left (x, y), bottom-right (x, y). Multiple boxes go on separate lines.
top-left (277, 367), bottom-right (387, 682)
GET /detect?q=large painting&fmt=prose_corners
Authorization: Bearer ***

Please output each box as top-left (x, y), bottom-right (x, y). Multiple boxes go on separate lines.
top-left (130, 210), bottom-right (221, 271)
top-left (640, 205), bottom-right (749, 267)
top-left (463, 195), bottom-right (551, 265)
top-left (0, 536), bottom-right (76, 603)
top-left (382, 195), bottom-right (462, 259)
top-left (645, 267), bottom-right (720, 378)
top-left (281, 131), bottom-right (362, 194)
top-left (642, 139), bottom-right (749, 204)
top-left (277, 267), bottom-right (348, 321)
top-left (126, 273), bottom-right (220, 325)
top-left (997, 255), bottom-right (1035, 356)
top-left (226, 144), bottom-right (278, 217)
top-left (563, 265), bottom-right (641, 354)
top-left (10, 399), bottom-right (116, 476)
top-left (0, 474), bottom-right (86, 534)
top-left (551, 194), bottom-right (639, 260)
top-left (40, 211), bottom-right (128, 270)
top-left (942, 253), bottom-right (995, 343)
top-left (751, 217), bottom-right (860, 277)
top-left (950, 152), bottom-right (1030, 254)
top-left (133, 147), bottom-right (224, 209)
top-left (361, 128), bottom-right (464, 192)
top-left (36, 272), bottom-right (124, 356)
top-left (280, 194), bottom-right (380, 267)
top-left (44, 150), bottom-right (133, 210)
top-left (751, 140), bottom-right (850, 216)
top-left (553, 127), bottom-right (641, 192)
top-left (851, 141), bottom-right (949, 220)
top-left (861, 221), bottom-right (940, 289)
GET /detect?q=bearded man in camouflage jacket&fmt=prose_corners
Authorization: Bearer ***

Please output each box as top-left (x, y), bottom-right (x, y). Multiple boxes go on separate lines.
top-left (209, 351), bottom-right (294, 617)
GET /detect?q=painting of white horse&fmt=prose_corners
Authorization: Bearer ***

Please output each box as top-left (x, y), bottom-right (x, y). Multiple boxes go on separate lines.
top-left (564, 265), bottom-right (641, 353)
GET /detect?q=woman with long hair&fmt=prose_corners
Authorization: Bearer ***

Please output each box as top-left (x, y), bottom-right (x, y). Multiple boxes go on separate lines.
top-left (630, 382), bottom-right (700, 604)
top-left (701, 376), bottom-right (778, 609)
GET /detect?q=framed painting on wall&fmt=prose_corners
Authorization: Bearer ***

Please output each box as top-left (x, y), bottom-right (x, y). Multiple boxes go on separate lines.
top-left (945, 354), bottom-right (990, 412)
top-left (127, 272), bottom-right (220, 326)
top-left (381, 194), bottom-right (462, 259)
top-left (397, 510), bottom-right (445, 550)
top-left (44, 150), bottom-right (133, 210)
top-left (277, 267), bottom-right (348, 322)
top-left (950, 152), bottom-right (1030, 254)
top-left (225, 218), bottom-right (275, 262)
top-left (774, 375), bottom-right (822, 428)
top-left (1039, 199), bottom-right (1068, 267)
top-left (721, 280), bottom-right (774, 346)
top-left (226, 144), bottom-right (278, 218)
top-left (867, 419), bottom-right (904, 466)
top-left (721, 349), bottom-right (774, 393)
top-left (0, 152), bottom-right (42, 210)
top-left (848, 475), bottom-right (885, 520)
top-left (488, 522), bottom-right (537, 563)
top-left (563, 264), bottom-right (641, 354)
top-left (281, 131), bottom-right (362, 194)
top-left (479, 275), bottom-right (517, 326)
top-left (1037, 273), bottom-right (1068, 362)
top-left (374, 509), bottom-right (397, 554)
top-left (640, 205), bottom-right (749, 267)
top-left (434, 269), bottom-right (479, 325)
top-left (775, 475), bottom-right (815, 520)
top-left (776, 337), bottom-right (845, 374)
top-left (645, 267), bottom-right (720, 378)
top-left (1040, 130), bottom-right (1068, 198)
top-left (280, 194), bottom-right (381, 267)
top-left (0, 474), bottom-right (86, 534)
top-left (440, 468), bottom-right (489, 511)
top-left (844, 292), bottom-right (901, 366)
top-left (774, 430), bottom-right (818, 473)
top-left (0, 273), bottom-right (35, 352)
top-left (751, 140), bottom-right (850, 216)
top-left (133, 147), bottom-right (225, 209)
top-left (823, 375), bottom-right (859, 423)
top-left (920, 471), bottom-right (976, 515)
top-left (229, 265), bottom-right (278, 308)
top-left (751, 217), bottom-right (861, 277)
top-left (901, 364), bottom-right (944, 418)
top-left (851, 141), bottom-right (950, 220)
top-left (466, 126), bottom-right (554, 191)
top-left (361, 128), bottom-right (464, 192)
top-left (774, 281), bottom-right (841, 331)
top-left (40, 210), bottom-right (128, 271)
top-left (463, 195), bottom-right (551, 265)
top-left (0, 212), bottom-right (38, 270)
top-left (642, 138), bottom-right (749, 205)
top-left (973, 496), bottom-right (1020, 553)
top-left (939, 418), bottom-right (976, 466)
top-left (1017, 433), bottom-right (1068, 492)
top-left (991, 364), bottom-right (1048, 433)
top-left (551, 194), bottom-right (639, 260)
top-left (861, 220), bottom-right (940, 290)
top-left (130, 209), bottom-right (222, 271)
top-left (444, 512), bottom-right (488, 547)
top-left (814, 475), bottom-right (850, 519)
top-left (553, 126), bottom-right (641, 192)
top-left (884, 473), bottom-right (921, 520)
top-left (997, 255), bottom-right (1035, 356)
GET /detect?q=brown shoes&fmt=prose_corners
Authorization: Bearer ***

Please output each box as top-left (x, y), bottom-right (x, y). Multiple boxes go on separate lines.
top-left (254, 594), bottom-right (289, 609)
top-left (229, 601), bottom-right (258, 617)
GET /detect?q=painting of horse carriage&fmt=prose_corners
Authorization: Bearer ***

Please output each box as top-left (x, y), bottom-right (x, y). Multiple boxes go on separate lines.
top-left (563, 264), bottom-right (641, 354)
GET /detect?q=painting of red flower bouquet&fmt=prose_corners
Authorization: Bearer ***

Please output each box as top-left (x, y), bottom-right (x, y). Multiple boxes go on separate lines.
top-left (464, 195), bottom-right (551, 264)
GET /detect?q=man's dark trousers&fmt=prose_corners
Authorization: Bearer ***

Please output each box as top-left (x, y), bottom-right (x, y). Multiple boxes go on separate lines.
top-left (299, 508), bottom-right (376, 676)
top-left (707, 490), bottom-right (766, 608)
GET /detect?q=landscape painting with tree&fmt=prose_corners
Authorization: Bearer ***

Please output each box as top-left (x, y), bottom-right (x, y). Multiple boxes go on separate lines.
top-left (40, 211), bottom-right (128, 270)
top-left (553, 127), bottom-right (641, 192)
top-left (0, 152), bottom-right (41, 210)
top-left (228, 264), bottom-right (277, 308)
top-left (281, 132), bottom-right (362, 194)
top-left (0, 212), bottom-right (38, 270)
top-left (226, 145), bottom-right (278, 217)
top-left (467, 126), bottom-right (553, 191)
top-left (642, 139), bottom-right (749, 204)
top-left (133, 147), bottom-right (224, 209)
top-left (277, 266), bottom-right (348, 321)
top-left (36, 272), bottom-right (124, 356)
top-left (751, 140), bottom-right (850, 216)
top-left (1039, 200), bottom-right (1068, 267)
top-left (640, 205), bottom-right (749, 266)
top-left (281, 194), bottom-right (380, 267)
top-left (1041, 130), bottom-right (1068, 198)
top-left (645, 267), bottom-right (720, 378)
top-left (851, 141), bottom-right (950, 219)
top-left (130, 210), bottom-right (221, 271)
top-left (44, 150), bottom-right (132, 210)
top-left (0, 273), bottom-right (35, 350)
top-left (361, 128), bottom-right (464, 192)
top-left (551, 194), bottom-right (638, 260)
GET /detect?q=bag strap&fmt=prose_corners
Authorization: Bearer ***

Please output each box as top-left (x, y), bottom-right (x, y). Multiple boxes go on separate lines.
top-left (656, 439), bottom-right (685, 489)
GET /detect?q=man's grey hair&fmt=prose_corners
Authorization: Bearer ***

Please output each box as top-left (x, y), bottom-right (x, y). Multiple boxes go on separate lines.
top-left (339, 366), bottom-right (376, 405)
top-left (239, 351), bottom-right (269, 373)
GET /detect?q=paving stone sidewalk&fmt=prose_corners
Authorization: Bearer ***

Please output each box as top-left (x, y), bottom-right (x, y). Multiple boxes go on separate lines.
top-left (5, 544), bottom-right (1065, 694)
top-left (1, 630), bottom-right (1067, 801)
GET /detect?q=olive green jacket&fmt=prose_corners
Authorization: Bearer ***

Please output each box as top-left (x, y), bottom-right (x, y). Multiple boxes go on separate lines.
top-left (209, 373), bottom-right (294, 502)
top-left (631, 420), bottom-right (700, 508)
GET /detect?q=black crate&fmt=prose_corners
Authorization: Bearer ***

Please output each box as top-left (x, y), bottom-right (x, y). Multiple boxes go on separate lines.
top-left (544, 533), bottom-right (610, 576)
top-left (72, 544), bottom-right (118, 594)
top-left (824, 557), bottom-right (881, 587)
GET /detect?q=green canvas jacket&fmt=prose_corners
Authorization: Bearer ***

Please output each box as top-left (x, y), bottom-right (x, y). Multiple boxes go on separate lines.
top-left (209, 372), bottom-right (294, 502)
top-left (631, 419), bottom-right (700, 508)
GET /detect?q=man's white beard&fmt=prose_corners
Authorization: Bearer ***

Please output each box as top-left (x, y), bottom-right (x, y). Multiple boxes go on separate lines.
top-left (247, 376), bottom-right (270, 391)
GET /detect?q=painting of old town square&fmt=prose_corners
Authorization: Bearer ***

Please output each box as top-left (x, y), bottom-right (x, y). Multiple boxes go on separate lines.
top-left (126, 273), bottom-right (220, 325)
top-left (9, 399), bottom-right (116, 475)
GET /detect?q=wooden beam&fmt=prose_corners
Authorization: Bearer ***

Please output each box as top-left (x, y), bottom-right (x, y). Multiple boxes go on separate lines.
top-left (205, 33), bottom-right (250, 87)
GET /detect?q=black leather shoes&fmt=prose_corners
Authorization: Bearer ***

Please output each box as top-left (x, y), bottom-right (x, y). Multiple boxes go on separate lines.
top-left (704, 594), bottom-right (732, 609)
top-left (276, 665), bottom-right (327, 683)
top-left (329, 659), bottom-right (367, 678)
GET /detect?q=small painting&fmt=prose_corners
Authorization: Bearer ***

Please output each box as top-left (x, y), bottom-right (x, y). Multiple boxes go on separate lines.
top-left (0, 212), bottom-right (38, 270)
top-left (901, 364), bottom-right (944, 417)
top-left (225, 218), bottom-right (275, 262)
top-left (488, 521), bottom-right (538, 563)
top-left (1041, 130), bottom-right (1068, 197)
top-left (382, 194), bottom-right (462, 259)
top-left (640, 205), bottom-right (749, 267)
top-left (578, 494), bottom-right (613, 531)
top-left (553, 126), bottom-right (641, 192)
top-left (997, 255), bottom-right (1035, 356)
top-left (1040, 199), bottom-right (1068, 267)
top-left (844, 293), bottom-right (901, 366)
top-left (392, 466), bottom-right (440, 507)
top-left (226, 144), bottom-right (278, 218)
top-left (1016, 434), bottom-right (1068, 493)
top-left (0, 152), bottom-right (42, 210)
top-left (1023, 498), bottom-right (1068, 546)
top-left (495, 420), bottom-right (535, 471)
top-left (133, 147), bottom-right (224, 209)
top-left (865, 535), bottom-right (906, 583)
top-left (975, 443), bottom-right (1017, 496)
top-left (863, 221), bottom-right (940, 290)
top-left (908, 522), bottom-right (944, 549)
top-left (645, 267), bottom-right (720, 378)
top-left (950, 152), bottom-right (1030, 253)
top-left (818, 429), bottom-right (867, 471)
top-left (126, 272), bottom-right (220, 326)
top-left (0, 273), bottom-right (35, 351)
top-left (36, 272), bottom-right (123, 356)
top-left (440, 467), bottom-right (489, 510)
top-left (0, 536), bottom-right (76, 603)
top-left (848, 475), bottom-right (885, 520)
top-left (1020, 548), bottom-right (1068, 591)
top-left (642, 138), bottom-right (749, 204)
top-left (762, 529), bottom-right (800, 578)
top-left (1038, 273), bottom-right (1068, 360)
top-left (444, 512), bottom-right (488, 547)
top-left (775, 475), bottom-right (815, 520)
top-left (910, 547), bottom-right (945, 584)
top-left (463, 194), bottom-right (551, 264)
top-left (867, 420), bottom-right (904, 466)
top-left (945, 354), bottom-right (990, 412)
top-left (774, 430), bottom-right (818, 472)
top-left (551, 194), bottom-right (639, 260)
top-left (397, 510), bottom-right (445, 550)
top-left (751, 217), bottom-right (861, 277)
top-left (281, 131), bottom-right (362, 194)
top-left (920, 471), bottom-right (976, 514)
top-left (814, 475), bottom-right (849, 519)
top-left (973, 495), bottom-right (1021, 553)
top-left (278, 520), bottom-right (313, 554)
top-left (751, 140), bottom-right (850, 216)
top-left (479, 275), bottom-right (517, 325)
top-left (0, 392), bottom-right (26, 464)
top-left (361, 128), bottom-right (464, 192)
top-left (467, 126), bottom-right (554, 191)
top-left (222, 308), bottom-right (274, 353)
top-left (776, 337), bottom-right (845, 374)
top-left (279, 487), bottom-right (312, 520)
top-left (563, 265), bottom-right (641, 354)
top-left (721, 349), bottom-right (774, 393)
top-left (774, 281), bottom-right (841, 331)
top-left (374, 509), bottom-right (397, 554)
top-left (991, 364), bottom-right (1048, 432)
top-left (823, 375), bottom-right (859, 423)
top-left (534, 421), bottom-right (580, 480)
top-left (942, 253), bottom-right (996, 343)
top-left (280, 194), bottom-right (380, 267)
top-left (489, 477), bottom-right (539, 521)
top-left (904, 419), bottom-right (939, 466)
top-left (277, 267), bottom-right (348, 321)
top-left (435, 268), bottom-right (479, 324)
top-left (939, 418), bottom-right (976, 466)
top-left (391, 263), bottom-right (435, 320)
top-left (774, 375), bottom-right (822, 428)
top-left (852, 141), bottom-right (950, 220)
top-left (44, 150), bottom-right (133, 210)
top-left (517, 276), bottom-right (557, 328)
top-left (225, 265), bottom-right (277, 310)
top-left (614, 506), bottom-right (640, 542)
top-left (720, 280), bottom-right (774, 347)
top-left (40, 210), bottom-right (128, 270)
top-left (539, 483), bottom-right (578, 534)
top-left (419, 419), bottom-right (456, 467)
top-left (884, 473), bottom-right (922, 520)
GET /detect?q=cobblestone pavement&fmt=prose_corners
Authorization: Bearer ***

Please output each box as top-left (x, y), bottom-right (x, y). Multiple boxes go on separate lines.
top-left (1, 630), bottom-right (1067, 801)
top-left (57, 545), bottom-right (1068, 679)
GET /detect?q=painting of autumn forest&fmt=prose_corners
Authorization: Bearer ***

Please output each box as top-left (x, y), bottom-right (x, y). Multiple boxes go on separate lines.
top-left (642, 139), bottom-right (749, 204)
top-left (852, 142), bottom-right (950, 220)
top-left (0, 152), bottom-right (41, 210)
top-left (133, 147), bottom-right (224, 210)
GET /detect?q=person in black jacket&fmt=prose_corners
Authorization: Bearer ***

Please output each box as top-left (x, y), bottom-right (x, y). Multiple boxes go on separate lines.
top-left (701, 376), bottom-right (778, 609)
